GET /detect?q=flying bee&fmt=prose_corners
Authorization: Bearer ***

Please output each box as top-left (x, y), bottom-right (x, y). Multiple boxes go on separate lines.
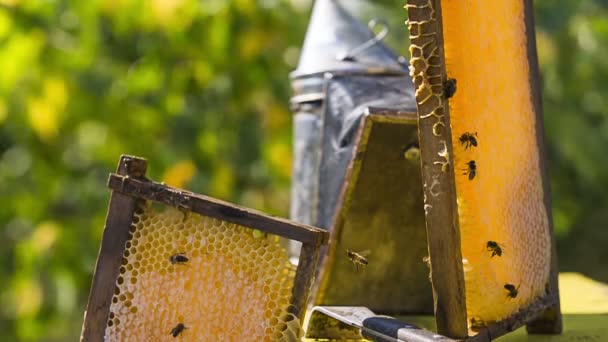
top-left (170, 323), bottom-right (187, 337)
top-left (504, 283), bottom-right (520, 299)
top-left (170, 252), bottom-right (189, 265)
top-left (462, 160), bottom-right (477, 180)
top-left (443, 78), bottom-right (457, 99)
top-left (346, 249), bottom-right (369, 271)
top-left (486, 241), bottom-right (503, 258)
top-left (459, 132), bottom-right (478, 149)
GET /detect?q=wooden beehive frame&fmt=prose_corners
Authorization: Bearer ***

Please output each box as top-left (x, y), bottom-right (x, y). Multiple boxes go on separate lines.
top-left (312, 108), bottom-right (434, 314)
top-left (80, 155), bottom-right (328, 341)
top-left (405, 0), bottom-right (562, 340)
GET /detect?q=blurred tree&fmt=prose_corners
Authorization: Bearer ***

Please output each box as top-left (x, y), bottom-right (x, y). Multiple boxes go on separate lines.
top-left (0, 1), bottom-right (308, 340)
top-left (0, 0), bottom-right (606, 340)
top-left (533, 0), bottom-right (608, 283)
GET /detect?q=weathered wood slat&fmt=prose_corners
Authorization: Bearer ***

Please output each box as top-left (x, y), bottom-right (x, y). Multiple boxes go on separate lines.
top-left (80, 155), bottom-right (147, 342)
top-left (405, 0), bottom-right (468, 338)
top-left (523, 0), bottom-right (563, 334)
top-left (312, 112), bottom-right (433, 314)
top-left (289, 243), bottom-right (322, 320)
top-left (470, 294), bottom-right (559, 341)
top-left (107, 173), bottom-right (328, 245)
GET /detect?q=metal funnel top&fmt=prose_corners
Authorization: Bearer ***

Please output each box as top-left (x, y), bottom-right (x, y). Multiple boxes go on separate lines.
top-left (291, 0), bottom-right (408, 79)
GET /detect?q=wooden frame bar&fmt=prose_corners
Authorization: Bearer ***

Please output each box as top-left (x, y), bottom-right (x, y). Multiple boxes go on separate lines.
top-left (406, 0), bottom-right (468, 338)
top-left (80, 155), bottom-right (147, 342)
top-left (81, 155), bottom-right (329, 341)
top-left (107, 174), bottom-right (328, 245)
top-left (470, 294), bottom-right (558, 341)
top-left (523, 0), bottom-right (563, 334)
top-left (289, 243), bottom-right (322, 319)
top-left (312, 109), bottom-right (434, 315)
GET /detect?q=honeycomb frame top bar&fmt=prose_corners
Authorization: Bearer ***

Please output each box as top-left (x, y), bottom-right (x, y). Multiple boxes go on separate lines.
top-left (107, 173), bottom-right (329, 246)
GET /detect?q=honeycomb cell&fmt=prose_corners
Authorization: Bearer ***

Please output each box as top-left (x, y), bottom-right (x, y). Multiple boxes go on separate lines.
top-left (104, 203), bottom-right (301, 341)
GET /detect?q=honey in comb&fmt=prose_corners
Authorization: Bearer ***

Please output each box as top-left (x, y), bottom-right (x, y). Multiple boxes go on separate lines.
top-left (104, 204), bottom-right (302, 341)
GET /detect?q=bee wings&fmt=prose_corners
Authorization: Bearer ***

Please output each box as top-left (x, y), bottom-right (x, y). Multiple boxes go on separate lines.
top-left (357, 249), bottom-right (371, 257)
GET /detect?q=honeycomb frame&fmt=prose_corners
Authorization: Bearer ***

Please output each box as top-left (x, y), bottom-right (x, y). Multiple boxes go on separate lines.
top-left (404, 0), bottom-right (561, 340)
top-left (311, 108), bottom-right (434, 314)
top-left (81, 155), bottom-right (329, 341)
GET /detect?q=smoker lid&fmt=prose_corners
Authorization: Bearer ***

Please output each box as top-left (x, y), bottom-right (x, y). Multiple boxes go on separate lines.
top-left (291, 0), bottom-right (408, 79)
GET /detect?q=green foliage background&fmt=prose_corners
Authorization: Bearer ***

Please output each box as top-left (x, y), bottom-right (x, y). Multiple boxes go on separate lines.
top-left (0, 0), bottom-right (605, 340)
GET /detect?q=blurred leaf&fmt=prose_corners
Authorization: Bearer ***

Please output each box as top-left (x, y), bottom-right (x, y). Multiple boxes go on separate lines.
top-left (162, 159), bottom-right (196, 188)
top-left (26, 77), bottom-right (68, 141)
top-left (28, 221), bottom-right (59, 255)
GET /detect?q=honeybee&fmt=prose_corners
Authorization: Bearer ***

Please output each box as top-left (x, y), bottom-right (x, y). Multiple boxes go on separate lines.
top-left (422, 256), bottom-right (431, 268)
top-left (504, 283), bottom-right (520, 299)
top-left (486, 241), bottom-right (503, 258)
top-left (443, 78), bottom-right (457, 99)
top-left (459, 132), bottom-right (478, 149)
top-left (470, 317), bottom-right (485, 330)
top-left (178, 208), bottom-right (189, 222)
top-left (462, 160), bottom-right (477, 180)
top-left (170, 253), bottom-right (189, 265)
top-left (170, 323), bottom-right (187, 337)
top-left (346, 250), bottom-right (369, 271)
top-left (402, 143), bottom-right (421, 162)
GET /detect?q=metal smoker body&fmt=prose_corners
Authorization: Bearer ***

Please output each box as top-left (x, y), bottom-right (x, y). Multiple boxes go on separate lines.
top-left (289, 0), bottom-right (410, 229)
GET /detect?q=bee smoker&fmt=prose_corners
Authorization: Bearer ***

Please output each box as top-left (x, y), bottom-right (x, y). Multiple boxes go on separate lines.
top-left (289, 0), bottom-right (411, 230)
top-left (289, 0), bottom-right (434, 316)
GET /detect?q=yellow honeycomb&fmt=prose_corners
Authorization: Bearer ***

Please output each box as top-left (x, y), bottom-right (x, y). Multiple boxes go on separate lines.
top-left (104, 203), bottom-right (302, 341)
top-left (441, 0), bottom-right (551, 324)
